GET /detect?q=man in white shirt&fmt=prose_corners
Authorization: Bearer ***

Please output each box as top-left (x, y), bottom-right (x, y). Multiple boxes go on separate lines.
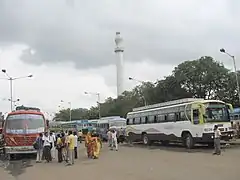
top-left (49, 132), bottom-right (56, 159)
top-left (111, 130), bottom-right (118, 151)
top-left (107, 130), bottom-right (112, 147)
top-left (73, 131), bottom-right (78, 159)
top-left (213, 125), bottom-right (221, 155)
top-left (42, 132), bottom-right (52, 162)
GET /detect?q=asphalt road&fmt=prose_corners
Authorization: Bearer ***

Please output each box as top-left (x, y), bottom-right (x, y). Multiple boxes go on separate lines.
top-left (0, 143), bottom-right (239, 180)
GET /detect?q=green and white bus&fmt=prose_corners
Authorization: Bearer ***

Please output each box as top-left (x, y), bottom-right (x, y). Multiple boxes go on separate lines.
top-left (126, 98), bottom-right (234, 148)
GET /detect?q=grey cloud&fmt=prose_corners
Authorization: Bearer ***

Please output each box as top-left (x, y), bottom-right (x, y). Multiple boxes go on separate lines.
top-left (0, 0), bottom-right (240, 69)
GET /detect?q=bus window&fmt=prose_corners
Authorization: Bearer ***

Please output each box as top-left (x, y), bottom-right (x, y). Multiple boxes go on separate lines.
top-left (154, 116), bottom-right (157, 123)
top-left (133, 118), bottom-right (135, 124)
top-left (180, 112), bottom-right (186, 121)
top-left (135, 117), bottom-right (140, 124)
top-left (157, 115), bottom-right (164, 123)
top-left (164, 115), bottom-right (168, 121)
top-left (128, 118), bottom-right (133, 125)
top-left (185, 110), bottom-right (191, 121)
top-left (148, 116), bottom-right (155, 123)
top-left (144, 117), bottom-right (148, 124)
top-left (127, 119), bottom-right (129, 125)
top-left (175, 112), bottom-right (181, 121)
top-left (168, 113), bottom-right (175, 122)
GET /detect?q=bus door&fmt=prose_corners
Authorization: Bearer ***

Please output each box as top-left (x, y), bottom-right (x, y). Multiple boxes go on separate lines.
top-left (192, 109), bottom-right (200, 125)
top-left (191, 103), bottom-right (205, 125)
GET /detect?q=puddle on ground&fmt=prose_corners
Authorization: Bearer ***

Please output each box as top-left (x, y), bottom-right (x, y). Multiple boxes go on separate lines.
top-left (0, 155), bottom-right (33, 179)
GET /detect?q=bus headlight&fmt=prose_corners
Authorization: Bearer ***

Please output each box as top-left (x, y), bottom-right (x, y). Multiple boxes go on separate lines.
top-left (204, 128), bottom-right (213, 132)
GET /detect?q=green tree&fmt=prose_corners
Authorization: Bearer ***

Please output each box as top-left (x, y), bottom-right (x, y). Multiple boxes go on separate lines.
top-left (173, 56), bottom-right (230, 99)
top-left (216, 71), bottom-right (240, 107)
top-left (99, 91), bottom-right (141, 118)
top-left (54, 56), bottom-right (239, 119)
top-left (153, 75), bottom-right (192, 103)
top-left (55, 108), bottom-right (89, 121)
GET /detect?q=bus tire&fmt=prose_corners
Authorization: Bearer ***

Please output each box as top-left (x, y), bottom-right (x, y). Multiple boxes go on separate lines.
top-left (183, 133), bottom-right (194, 149)
top-left (142, 133), bottom-right (151, 145)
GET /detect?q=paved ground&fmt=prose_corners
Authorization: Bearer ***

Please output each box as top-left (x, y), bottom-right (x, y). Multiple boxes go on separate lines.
top-left (0, 143), bottom-right (239, 180)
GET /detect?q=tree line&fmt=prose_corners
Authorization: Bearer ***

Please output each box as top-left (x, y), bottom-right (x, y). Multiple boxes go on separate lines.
top-left (54, 56), bottom-right (240, 121)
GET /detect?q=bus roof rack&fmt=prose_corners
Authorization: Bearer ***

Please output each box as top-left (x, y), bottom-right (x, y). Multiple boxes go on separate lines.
top-left (15, 105), bottom-right (40, 112)
top-left (132, 98), bottom-right (204, 112)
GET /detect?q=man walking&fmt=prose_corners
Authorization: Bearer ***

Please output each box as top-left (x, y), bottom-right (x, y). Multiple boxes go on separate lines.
top-left (78, 130), bottom-right (82, 143)
top-left (67, 130), bottom-right (75, 165)
top-left (36, 133), bottom-right (43, 163)
top-left (49, 132), bottom-right (56, 159)
top-left (213, 125), bottom-right (221, 155)
top-left (73, 131), bottom-right (78, 159)
top-left (111, 130), bottom-right (118, 151)
top-left (42, 132), bottom-right (52, 162)
top-left (107, 129), bottom-right (112, 147)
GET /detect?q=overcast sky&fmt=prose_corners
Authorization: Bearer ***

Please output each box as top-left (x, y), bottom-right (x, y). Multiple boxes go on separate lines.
top-left (0, 0), bottom-right (240, 118)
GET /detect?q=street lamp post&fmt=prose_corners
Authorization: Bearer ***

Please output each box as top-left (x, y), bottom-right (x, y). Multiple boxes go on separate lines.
top-left (69, 102), bottom-right (72, 122)
top-left (1, 69), bottom-right (32, 111)
top-left (128, 77), bottom-right (147, 106)
top-left (60, 100), bottom-right (72, 121)
top-left (84, 92), bottom-right (101, 119)
top-left (220, 48), bottom-right (240, 104)
top-left (8, 98), bottom-right (20, 108)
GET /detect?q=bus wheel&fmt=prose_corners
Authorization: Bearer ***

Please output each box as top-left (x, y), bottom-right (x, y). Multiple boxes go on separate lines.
top-left (142, 134), bottom-right (150, 145)
top-left (184, 133), bottom-right (194, 149)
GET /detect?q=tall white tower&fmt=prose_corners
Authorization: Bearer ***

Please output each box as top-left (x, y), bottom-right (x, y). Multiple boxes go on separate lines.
top-left (114, 32), bottom-right (124, 96)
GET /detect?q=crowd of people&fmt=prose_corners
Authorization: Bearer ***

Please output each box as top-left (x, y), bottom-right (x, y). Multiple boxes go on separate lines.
top-left (29, 122), bottom-right (240, 163)
top-left (34, 129), bottom-right (106, 165)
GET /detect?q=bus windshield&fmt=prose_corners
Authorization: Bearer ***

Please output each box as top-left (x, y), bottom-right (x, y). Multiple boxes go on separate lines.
top-left (109, 121), bottom-right (126, 127)
top-left (204, 103), bottom-right (230, 123)
top-left (5, 114), bottom-right (45, 134)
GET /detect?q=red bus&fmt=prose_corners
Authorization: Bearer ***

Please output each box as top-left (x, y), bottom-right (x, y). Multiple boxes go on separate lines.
top-left (1, 106), bottom-right (47, 155)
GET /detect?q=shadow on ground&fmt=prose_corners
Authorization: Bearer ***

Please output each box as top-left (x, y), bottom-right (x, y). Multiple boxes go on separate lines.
top-left (0, 154), bottom-right (34, 179)
top-left (121, 142), bottom-right (240, 153)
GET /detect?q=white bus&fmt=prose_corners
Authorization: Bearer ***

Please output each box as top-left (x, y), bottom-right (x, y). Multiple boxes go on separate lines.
top-left (126, 98), bottom-right (234, 148)
top-left (91, 116), bottom-right (126, 142)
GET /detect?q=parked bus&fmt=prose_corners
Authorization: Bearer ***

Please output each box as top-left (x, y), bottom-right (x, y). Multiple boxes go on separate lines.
top-left (59, 120), bottom-right (94, 138)
top-left (91, 116), bottom-right (126, 142)
top-left (0, 106), bottom-right (46, 156)
top-left (88, 119), bottom-right (98, 130)
top-left (49, 121), bottom-right (64, 132)
top-left (126, 98), bottom-right (234, 149)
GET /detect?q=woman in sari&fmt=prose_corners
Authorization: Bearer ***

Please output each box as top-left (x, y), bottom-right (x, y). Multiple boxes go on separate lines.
top-left (61, 132), bottom-right (67, 162)
top-left (92, 134), bottom-right (102, 159)
top-left (85, 132), bottom-right (92, 158)
top-left (56, 134), bottom-right (63, 163)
